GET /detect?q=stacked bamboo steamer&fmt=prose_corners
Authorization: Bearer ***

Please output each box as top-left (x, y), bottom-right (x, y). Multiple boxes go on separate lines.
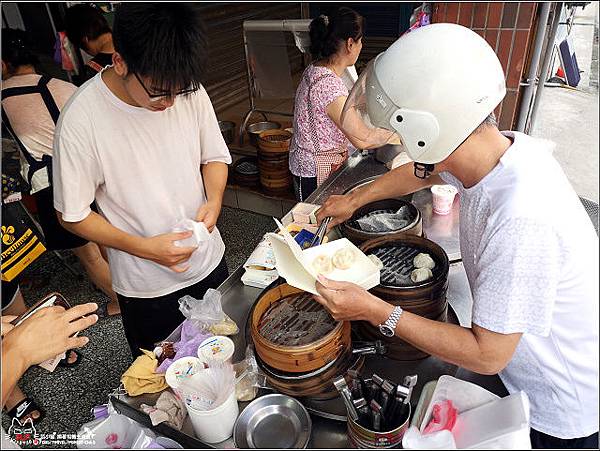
top-left (250, 283), bottom-right (350, 373)
top-left (257, 129), bottom-right (293, 195)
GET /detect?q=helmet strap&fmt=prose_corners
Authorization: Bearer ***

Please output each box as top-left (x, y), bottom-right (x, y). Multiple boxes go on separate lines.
top-left (414, 162), bottom-right (435, 179)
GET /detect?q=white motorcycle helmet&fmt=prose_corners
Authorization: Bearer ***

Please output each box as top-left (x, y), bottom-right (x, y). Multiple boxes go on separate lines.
top-left (341, 23), bottom-right (506, 177)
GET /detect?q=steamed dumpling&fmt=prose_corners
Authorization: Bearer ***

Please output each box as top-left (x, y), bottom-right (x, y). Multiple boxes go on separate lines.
top-left (413, 253), bottom-right (435, 270)
top-left (332, 247), bottom-right (356, 270)
top-left (368, 254), bottom-right (384, 270)
top-left (411, 267), bottom-right (433, 283)
top-left (312, 254), bottom-right (333, 274)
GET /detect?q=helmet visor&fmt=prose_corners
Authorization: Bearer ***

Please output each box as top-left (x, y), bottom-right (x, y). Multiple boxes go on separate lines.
top-left (341, 57), bottom-right (400, 148)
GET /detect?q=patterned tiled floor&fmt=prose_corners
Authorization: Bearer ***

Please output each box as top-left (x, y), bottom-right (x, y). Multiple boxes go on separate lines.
top-left (2, 206), bottom-right (274, 448)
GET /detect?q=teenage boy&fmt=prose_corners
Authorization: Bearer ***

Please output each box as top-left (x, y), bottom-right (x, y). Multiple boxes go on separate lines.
top-left (53, 4), bottom-right (231, 356)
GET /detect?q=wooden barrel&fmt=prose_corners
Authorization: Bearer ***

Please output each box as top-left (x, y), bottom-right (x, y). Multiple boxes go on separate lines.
top-left (341, 199), bottom-right (423, 246)
top-left (357, 235), bottom-right (450, 360)
top-left (258, 129), bottom-right (292, 195)
top-left (250, 283), bottom-right (351, 373)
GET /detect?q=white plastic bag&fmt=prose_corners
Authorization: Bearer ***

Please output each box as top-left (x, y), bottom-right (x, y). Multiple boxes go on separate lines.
top-left (77, 405), bottom-right (155, 449)
top-left (178, 289), bottom-right (238, 335)
top-left (172, 219), bottom-right (211, 247)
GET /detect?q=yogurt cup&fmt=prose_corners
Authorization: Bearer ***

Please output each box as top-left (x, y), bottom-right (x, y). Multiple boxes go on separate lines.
top-left (165, 356), bottom-right (205, 401)
top-left (197, 336), bottom-right (235, 366)
top-left (431, 184), bottom-right (458, 215)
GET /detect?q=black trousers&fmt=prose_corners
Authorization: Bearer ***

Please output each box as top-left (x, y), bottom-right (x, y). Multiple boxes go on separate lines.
top-left (293, 175), bottom-right (317, 202)
top-left (530, 429), bottom-right (598, 449)
top-left (117, 258), bottom-right (229, 357)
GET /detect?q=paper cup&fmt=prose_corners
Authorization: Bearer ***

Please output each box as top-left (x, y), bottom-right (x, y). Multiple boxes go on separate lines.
top-left (165, 357), bottom-right (204, 401)
top-left (431, 185), bottom-right (458, 215)
top-left (197, 336), bottom-right (235, 366)
top-left (186, 390), bottom-right (239, 443)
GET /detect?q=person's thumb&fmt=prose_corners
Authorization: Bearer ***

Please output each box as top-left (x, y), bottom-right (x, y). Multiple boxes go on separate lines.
top-left (317, 275), bottom-right (350, 291)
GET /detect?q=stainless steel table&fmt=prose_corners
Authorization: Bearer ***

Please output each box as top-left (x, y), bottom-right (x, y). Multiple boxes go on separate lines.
top-left (111, 154), bottom-right (505, 449)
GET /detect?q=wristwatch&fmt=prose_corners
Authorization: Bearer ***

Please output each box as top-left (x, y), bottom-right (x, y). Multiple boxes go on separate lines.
top-left (378, 306), bottom-right (403, 337)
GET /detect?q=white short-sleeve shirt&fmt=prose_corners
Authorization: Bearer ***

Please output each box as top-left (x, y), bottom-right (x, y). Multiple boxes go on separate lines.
top-left (53, 72), bottom-right (232, 298)
top-left (440, 131), bottom-right (599, 439)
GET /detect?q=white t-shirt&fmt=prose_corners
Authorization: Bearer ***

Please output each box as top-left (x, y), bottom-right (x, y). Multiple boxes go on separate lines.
top-left (53, 73), bottom-right (232, 297)
top-left (1, 74), bottom-right (77, 193)
top-left (440, 131), bottom-right (599, 439)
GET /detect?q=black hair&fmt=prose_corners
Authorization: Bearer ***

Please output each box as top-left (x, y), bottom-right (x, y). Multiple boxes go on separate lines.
top-left (65, 4), bottom-right (112, 49)
top-left (1, 28), bottom-right (38, 70)
top-left (112, 3), bottom-right (207, 94)
top-left (309, 7), bottom-right (364, 61)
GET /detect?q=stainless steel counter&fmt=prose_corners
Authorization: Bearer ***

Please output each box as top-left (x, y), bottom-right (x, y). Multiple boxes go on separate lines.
top-left (111, 154), bottom-right (504, 449)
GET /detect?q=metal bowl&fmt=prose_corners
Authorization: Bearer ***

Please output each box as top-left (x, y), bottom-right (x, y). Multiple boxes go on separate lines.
top-left (219, 120), bottom-right (236, 145)
top-left (247, 121), bottom-right (281, 147)
top-left (233, 394), bottom-right (311, 449)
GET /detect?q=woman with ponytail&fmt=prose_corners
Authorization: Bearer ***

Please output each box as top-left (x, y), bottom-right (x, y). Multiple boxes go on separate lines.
top-left (289, 7), bottom-right (366, 200)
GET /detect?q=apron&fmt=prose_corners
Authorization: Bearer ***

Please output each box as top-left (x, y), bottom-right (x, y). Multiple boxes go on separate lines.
top-left (1, 75), bottom-right (59, 190)
top-left (305, 72), bottom-right (348, 186)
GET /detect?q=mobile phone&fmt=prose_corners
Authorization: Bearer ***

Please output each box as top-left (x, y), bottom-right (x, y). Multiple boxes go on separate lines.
top-left (12, 292), bottom-right (71, 327)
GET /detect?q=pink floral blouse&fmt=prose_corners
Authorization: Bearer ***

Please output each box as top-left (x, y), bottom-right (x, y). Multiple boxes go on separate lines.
top-left (289, 65), bottom-right (349, 178)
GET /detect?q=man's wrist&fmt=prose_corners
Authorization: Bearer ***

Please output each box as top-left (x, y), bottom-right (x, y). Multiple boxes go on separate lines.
top-left (3, 336), bottom-right (30, 375)
top-left (367, 295), bottom-right (394, 327)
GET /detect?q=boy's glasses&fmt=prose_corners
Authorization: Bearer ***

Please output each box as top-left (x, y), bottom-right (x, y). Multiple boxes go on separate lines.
top-left (134, 72), bottom-right (197, 99)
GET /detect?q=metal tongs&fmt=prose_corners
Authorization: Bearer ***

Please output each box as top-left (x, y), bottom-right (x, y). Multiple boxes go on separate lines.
top-left (309, 216), bottom-right (332, 248)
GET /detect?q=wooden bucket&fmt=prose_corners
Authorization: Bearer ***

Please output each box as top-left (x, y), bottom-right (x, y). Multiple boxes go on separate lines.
top-left (250, 283), bottom-right (351, 373)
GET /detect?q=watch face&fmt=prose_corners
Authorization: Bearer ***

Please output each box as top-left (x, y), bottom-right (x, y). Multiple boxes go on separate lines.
top-left (379, 324), bottom-right (395, 337)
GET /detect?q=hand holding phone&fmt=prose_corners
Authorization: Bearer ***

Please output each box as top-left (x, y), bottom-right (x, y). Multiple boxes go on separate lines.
top-left (5, 293), bottom-right (98, 371)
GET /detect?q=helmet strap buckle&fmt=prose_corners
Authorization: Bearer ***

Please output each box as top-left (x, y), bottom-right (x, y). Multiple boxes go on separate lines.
top-left (414, 162), bottom-right (435, 179)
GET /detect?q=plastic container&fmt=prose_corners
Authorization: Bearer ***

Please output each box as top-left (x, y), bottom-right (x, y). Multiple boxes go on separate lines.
top-left (165, 357), bottom-right (205, 401)
top-left (430, 185), bottom-right (458, 215)
top-left (186, 390), bottom-right (239, 443)
top-left (347, 404), bottom-right (411, 448)
top-left (197, 336), bottom-right (235, 366)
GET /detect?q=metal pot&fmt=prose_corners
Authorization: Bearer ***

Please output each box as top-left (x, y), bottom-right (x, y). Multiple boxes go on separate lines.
top-left (247, 121), bottom-right (281, 147)
top-left (219, 120), bottom-right (235, 145)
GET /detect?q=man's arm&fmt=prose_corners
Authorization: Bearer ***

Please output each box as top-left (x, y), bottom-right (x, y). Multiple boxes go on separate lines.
top-left (195, 161), bottom-right (228, 232)
top-left (317, 162), bottom-right (444, 227)
top-left (58, 211), bottom-right (197, 272)
top-left (315, 278), bottom-right (521, 375)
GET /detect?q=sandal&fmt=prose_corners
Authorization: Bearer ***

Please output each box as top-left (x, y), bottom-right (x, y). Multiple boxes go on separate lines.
top-left (6, 397), bottom-right (45, 426)
top-left (57, 349), bottom-right (83, 368)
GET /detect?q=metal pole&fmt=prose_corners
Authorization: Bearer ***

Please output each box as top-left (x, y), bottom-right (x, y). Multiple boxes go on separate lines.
top-left (516, 2), bottom-right (552, 132)
top-left (528, 2), bottom-right (564, 132)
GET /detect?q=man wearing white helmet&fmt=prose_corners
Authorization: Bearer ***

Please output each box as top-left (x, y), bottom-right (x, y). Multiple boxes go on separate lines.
top-left (315, 23), bottom-right (598, 449)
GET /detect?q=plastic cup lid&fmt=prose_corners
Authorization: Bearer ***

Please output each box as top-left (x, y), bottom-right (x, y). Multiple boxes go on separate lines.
top-left (197, 336), bottom-right (235, 364)
top-left (431, 184), bottom-right (458, 196)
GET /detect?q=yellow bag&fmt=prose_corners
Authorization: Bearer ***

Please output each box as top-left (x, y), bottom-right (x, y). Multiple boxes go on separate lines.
top-left (1, 201), bottom-right (46, 282)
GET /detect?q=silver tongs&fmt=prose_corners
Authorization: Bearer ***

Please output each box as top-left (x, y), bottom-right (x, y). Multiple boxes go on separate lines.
top-left (309, 216), bottom-right (332, 248)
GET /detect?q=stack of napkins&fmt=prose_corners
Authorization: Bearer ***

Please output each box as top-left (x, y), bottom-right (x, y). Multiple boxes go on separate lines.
top-left (241, 234), bottom-right (279, 289)
top-left (267, 219), bottom-right (380, 295)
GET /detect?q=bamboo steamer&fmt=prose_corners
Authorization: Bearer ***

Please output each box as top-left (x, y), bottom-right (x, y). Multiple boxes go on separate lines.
top-left (341, 199), bottom-right (423, 246)
top-left (257, 129), bottom-right (292, 151)
top-left (256, 346), bottom-right (365, 400)
top-left (358, 235), bottom-right (450, 360)
top-left (250, 283), bottom-right (351, 373)
top-left (257, 129), bottom-right (292, 194)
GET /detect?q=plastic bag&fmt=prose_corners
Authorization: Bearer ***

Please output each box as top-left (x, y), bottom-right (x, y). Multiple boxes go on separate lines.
top-left (178, 289), bottom-right (238, 335)
top-left (77, 404), bottom-right (155, 449)
top-left (232, 346), bottom-right (267, 402)
top-left (356, 206), bottom-right (412, 232)
top-left (172, 218), bottom-right (211, 247)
